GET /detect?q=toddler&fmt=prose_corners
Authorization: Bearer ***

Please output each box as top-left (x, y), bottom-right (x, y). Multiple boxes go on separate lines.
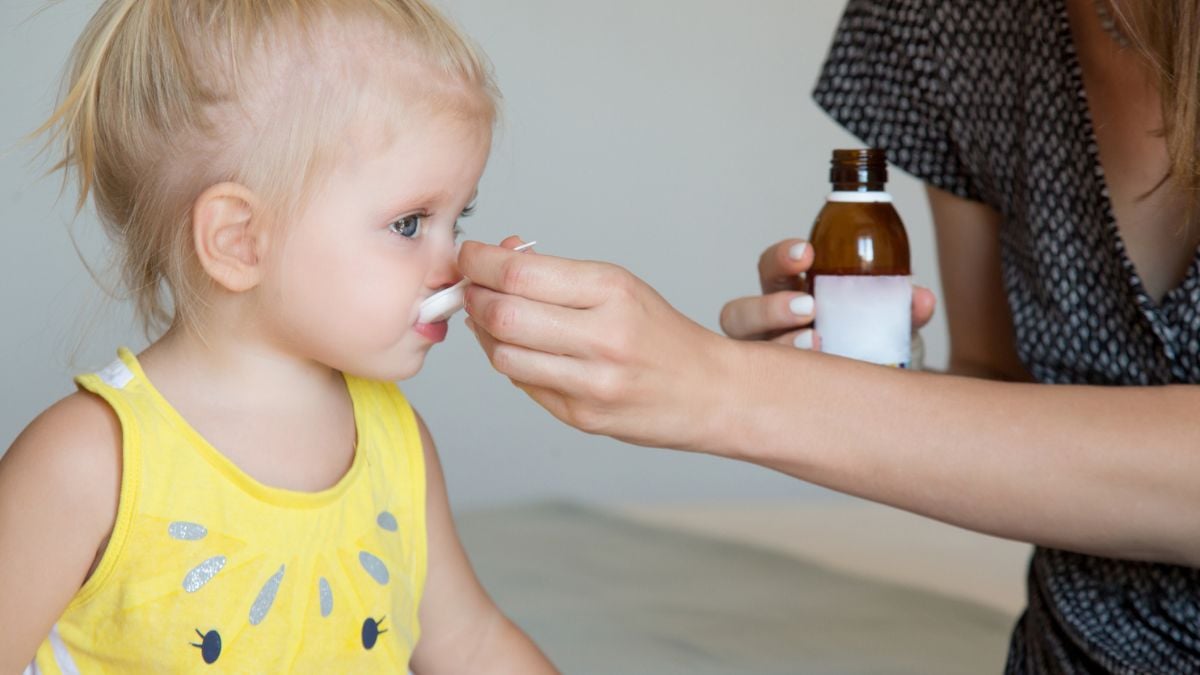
top-left (0, 0), bottom-right (555, 672)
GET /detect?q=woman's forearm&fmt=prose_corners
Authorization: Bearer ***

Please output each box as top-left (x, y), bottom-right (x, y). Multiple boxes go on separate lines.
top-left (456, 241), bottom-right (1200, 566)
top-left (714, 340), bottom-right (1200, 566)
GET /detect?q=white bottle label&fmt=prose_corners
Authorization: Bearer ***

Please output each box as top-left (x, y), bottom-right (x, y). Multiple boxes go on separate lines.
top-left (813, 275), bottom-right (912, 368)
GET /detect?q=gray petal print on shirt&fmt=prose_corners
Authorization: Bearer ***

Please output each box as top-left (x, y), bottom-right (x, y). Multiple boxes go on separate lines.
top-left (359, 551), bottom-right (390, 585)
top-left (319, 577), bottom-right (333, 618)
top-left (168, 522), bottom-right (208, 541)
top-left (183, 556), bottom-right (227, 593)
top-left (376, 511), bottom-right (399, 532)
top-left (249, 565), bottom-right (285, 625)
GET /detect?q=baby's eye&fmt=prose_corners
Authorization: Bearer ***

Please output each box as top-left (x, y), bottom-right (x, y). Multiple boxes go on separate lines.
top-left (387, 215), bottom-right (423, 239)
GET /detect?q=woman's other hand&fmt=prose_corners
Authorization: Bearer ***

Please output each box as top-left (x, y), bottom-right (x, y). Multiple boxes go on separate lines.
top-left (718, 239), bottom-right (937, 349)
top-left (458, 237), bottom-right (736, 452)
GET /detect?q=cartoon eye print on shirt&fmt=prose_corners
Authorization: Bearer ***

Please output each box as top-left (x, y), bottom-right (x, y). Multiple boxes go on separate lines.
top-left (171, 511), bottom-right (401, 664)
top-left (190, 629), bottom-right (222, 665)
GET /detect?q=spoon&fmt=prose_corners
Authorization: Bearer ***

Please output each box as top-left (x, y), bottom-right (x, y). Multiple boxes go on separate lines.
top-left (417, 241), bottom-right (538, 324)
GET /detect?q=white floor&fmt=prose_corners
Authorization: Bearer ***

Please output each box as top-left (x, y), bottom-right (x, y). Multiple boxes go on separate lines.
top-left (618, 496), bottom-right (1031, 617)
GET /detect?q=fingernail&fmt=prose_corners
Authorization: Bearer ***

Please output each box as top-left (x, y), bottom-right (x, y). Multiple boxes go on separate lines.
top-left (789, 295), bottom-right (814, 316)
top-left (788, 242), bottom-right (809, 261)
top-left (794, 330), bottom-right (814, 350)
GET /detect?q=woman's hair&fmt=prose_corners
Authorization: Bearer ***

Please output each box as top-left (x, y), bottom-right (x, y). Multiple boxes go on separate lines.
top-left (38, 0), bottom-right (499, 335)
top-left (1111, 1), bottom-right (1200, 220)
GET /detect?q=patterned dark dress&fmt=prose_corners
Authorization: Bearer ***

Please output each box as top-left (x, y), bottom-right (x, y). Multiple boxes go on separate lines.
top-left (813, 0), bottom-right (1200, 672)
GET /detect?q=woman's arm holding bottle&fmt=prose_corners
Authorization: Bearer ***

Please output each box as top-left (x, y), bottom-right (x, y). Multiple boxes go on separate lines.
top-left (459, 225), bottom-right (1200, 568)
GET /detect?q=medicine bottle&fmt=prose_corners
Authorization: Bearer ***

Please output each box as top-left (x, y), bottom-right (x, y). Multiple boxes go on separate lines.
top-left (808, 148), bottom-right (913, 367)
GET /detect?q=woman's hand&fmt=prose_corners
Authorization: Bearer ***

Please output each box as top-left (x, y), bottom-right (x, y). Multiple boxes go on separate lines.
top-left (719, 238), bottom-right (938, 349)
top-left (458, 237), bottom-right (738, 452)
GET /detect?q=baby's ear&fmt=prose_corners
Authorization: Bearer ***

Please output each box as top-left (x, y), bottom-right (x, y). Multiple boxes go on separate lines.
top-left (192, 183), bottom-right (265, 292)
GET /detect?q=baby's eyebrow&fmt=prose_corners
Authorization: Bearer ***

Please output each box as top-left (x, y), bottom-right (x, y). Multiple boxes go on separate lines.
top-left (387, 188), bottom-right (477, 214)
top-left (378, 192), bottom-right (445, 222)
top-left (398, 191), bottom-right (451, 210)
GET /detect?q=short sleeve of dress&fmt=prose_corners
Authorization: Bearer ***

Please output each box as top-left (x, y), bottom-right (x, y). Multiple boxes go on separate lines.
top-left (812, 0), bottom-right (980, 202)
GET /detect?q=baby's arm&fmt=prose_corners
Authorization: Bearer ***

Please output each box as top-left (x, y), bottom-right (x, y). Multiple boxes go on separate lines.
top-left (0, 392), bottom-right (121, 671)
top-left (407, 412), bottom-right (557, 674)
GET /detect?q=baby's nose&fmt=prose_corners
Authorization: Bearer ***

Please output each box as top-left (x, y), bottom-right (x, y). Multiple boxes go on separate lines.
top-left (428, 250), bottom-right (462, 289)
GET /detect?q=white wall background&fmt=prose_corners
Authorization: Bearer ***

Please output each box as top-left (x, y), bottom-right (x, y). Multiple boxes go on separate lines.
top-left (0, 1), bottom-right (947, 508)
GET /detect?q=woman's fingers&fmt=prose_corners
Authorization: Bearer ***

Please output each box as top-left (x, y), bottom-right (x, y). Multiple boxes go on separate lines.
top-left (756, 239), bottom-right (937, 331)
top-left (728, 272), bottom-right (934, 343)
top-left (462, 248), bottom-right (741, 450)
top-left (720, 292), bottom-right (815, 339)
top-left (913, 285), bottom-right (937, 329)
top-left (497, 235), bottom-right (526, 249)
top-left (759, 239), bottom-right (812, 294)
top-left (458, 240), bottom-right (613, 308)
top-left (770, 328), bottom-right (819, 350)
top-left (466, 317), bottom-right (597, 396)
top-left (509, 381), bottom-right (571, 425)
top-left (464, 284), bottom-right (597, 358)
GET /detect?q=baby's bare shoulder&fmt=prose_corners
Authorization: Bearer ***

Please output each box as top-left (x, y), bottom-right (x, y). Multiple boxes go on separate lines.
top-left (7, 390), bottom-right (121, 469)
top-left (2, 391), bottom-right (122, 530)
top-left (0, 392), bottom-right (123, 667)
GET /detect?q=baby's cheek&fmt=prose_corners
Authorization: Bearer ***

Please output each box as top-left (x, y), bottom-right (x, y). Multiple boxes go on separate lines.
top-left (337, 281), bottom-right (419, 346)
top-left (273, 272), bottom-right (355, 346)
top-left (281, 246), bottom-right (422, 351)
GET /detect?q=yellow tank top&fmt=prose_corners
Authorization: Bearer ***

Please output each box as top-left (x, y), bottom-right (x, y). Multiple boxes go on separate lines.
top-left (29, 348), bottom-right (427, 673)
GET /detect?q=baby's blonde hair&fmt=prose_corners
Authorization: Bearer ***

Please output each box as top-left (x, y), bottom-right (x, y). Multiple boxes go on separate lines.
top-left (39, 0), bottom-right (499, 335)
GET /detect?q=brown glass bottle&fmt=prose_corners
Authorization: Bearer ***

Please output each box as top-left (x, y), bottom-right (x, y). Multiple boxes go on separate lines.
top-left (807, 149), bottom-right (913, 367)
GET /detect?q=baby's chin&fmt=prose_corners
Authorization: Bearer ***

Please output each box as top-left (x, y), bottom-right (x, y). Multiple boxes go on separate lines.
top-left (342, 350), bottom-right (429, 383)
top-left (386, 358), bottom-right (426, 383)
